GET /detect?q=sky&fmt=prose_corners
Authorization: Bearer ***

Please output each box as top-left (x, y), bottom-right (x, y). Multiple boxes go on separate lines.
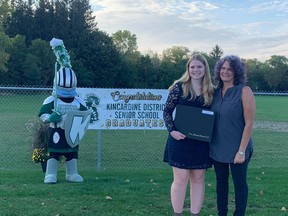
top-left (90, 0), bottom-right (288, 62)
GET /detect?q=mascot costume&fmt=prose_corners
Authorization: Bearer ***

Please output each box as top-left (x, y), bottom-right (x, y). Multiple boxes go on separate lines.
top-left (38, 38), bottom-right (90, 184)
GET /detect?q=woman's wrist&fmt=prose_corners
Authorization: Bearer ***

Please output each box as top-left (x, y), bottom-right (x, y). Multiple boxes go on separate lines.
top-left (238, 151), bottom-right (245, 156)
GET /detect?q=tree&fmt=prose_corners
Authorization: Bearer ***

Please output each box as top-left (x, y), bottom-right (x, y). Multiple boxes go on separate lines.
top-left (67, 0), bottom-right (97, 46)
top-left (162, 46), bottom-right (190, 63)
top-left (33, 0), bottom-right (54, 41)
top-left (70, 31), bottom-right (121, 88)
top-left (27, 38), bottom-right (55, 85)
top-left (207, 44), bottom-right (224, 75)
top-left (135, 54), bottom-right (160, 88)
top-left (265, 55), bottom-right (288, 91)
top-left (0, 30), bottom-right (11, 83)
top-left (6, 34), bottom-right (27, 85)
top-left (53, 0), bottom-right (70, 39)
top-left (69, 0), bottom-right (97, 32)
top-left (209, 44), bottom-right (223, 60)
top-left (0, 0), bottom-right (13, 31)
top-left (5, 0), bottom-right (34, 44)
top-left (2, 0), bottom-right (123, 87)
top-left (112, 30), bottom-right (138, 55)
top-left (245, 59), bottom-right (269, 91)
top-left (22, 53), bottom-right (40, 85)
top-left (159, 46), bottom-right (190, 88)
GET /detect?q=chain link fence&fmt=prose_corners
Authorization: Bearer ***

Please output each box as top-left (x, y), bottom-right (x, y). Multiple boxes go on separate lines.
top-left (1, 87), bottom-right (287, 172)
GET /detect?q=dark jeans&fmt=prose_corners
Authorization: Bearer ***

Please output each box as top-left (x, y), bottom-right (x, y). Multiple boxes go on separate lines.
top-left (212, 159), bottom-right (250, 216)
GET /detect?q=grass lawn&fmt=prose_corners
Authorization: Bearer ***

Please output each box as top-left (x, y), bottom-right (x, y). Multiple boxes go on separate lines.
top-left (1, 90), bottom-right (288, 215)
top-left (0, 167), bottom-right (287, 216)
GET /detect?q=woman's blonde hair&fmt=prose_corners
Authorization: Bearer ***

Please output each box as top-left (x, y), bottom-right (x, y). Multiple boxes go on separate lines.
top-left (169, 53), bottom-right (214, 106)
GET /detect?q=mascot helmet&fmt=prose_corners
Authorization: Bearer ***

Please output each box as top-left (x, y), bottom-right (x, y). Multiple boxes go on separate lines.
top-left (50, 38), bottom-right (78, 97)
top-left (56, 67), bottom-right (77, 89)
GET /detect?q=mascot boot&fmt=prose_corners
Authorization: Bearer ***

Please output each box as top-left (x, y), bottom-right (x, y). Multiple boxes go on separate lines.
top-left (66, 159), bottom-right (83, 182)
top-left (44, 158), bottom-right (58, 184)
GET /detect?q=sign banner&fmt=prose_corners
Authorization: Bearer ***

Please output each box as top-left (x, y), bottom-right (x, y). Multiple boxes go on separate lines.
top-left (77, 88), bottom-right (169, 130)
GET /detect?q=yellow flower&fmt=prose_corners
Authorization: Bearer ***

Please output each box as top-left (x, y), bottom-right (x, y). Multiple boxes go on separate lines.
top-left (32, 148), bottom-right (49, 163)
top-left (26, 119), bottom-right (50, 163)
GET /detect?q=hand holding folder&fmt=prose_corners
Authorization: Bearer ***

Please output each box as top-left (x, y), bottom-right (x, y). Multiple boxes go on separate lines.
top-left (174, 104), bottom-right (215, 142)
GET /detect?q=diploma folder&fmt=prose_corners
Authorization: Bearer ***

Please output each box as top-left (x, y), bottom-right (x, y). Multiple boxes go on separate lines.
top-left (174, 104), bottom-right (215, 142)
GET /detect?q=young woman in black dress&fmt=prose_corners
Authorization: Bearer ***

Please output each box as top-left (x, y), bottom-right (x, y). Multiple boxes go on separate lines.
top-left (163, 53), bottom-right (214, 216)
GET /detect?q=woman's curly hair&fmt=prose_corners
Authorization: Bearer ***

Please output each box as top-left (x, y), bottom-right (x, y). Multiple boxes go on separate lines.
top-left (214, 55), bottom-right (247, 87)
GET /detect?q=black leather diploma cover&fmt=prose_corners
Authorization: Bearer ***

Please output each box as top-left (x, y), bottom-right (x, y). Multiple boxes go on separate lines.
top-left (174, 104), bottom-right (215, 142)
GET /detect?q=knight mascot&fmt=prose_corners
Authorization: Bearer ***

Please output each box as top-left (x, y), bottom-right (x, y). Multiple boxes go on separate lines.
top-left (38, 38), bottom-right (91, 184)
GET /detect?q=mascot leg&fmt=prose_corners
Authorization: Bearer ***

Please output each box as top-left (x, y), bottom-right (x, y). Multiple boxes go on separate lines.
top-left (44, 158), bottom-right (58, 184)
top-left (65, 159), bottom-right (84, 182)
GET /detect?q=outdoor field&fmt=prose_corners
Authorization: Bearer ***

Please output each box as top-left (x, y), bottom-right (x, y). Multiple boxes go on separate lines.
top-left (1, 89), bottom-right (288, 215)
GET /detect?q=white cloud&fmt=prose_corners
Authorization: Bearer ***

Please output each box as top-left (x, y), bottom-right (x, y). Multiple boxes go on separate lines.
top-left (251, 1), bottom-right (288, 13)
top-left (91, 0), bottom-right (288, 61)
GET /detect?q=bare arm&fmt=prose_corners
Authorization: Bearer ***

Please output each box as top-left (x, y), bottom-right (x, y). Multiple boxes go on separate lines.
top-left (234, 86), bottom-right (255, 163)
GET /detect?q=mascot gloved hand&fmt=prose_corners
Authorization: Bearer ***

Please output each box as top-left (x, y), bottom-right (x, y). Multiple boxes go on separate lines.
top-left (38, 38), bottom-right (90, 184)
top-left (49, 111), bottom-right (62, 123)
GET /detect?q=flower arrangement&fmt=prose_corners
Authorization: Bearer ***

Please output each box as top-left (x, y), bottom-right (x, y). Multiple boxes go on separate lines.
top-left (26, 118), bottom-right (50, 163)
top-left (32, 147), bottom-right (49, 163)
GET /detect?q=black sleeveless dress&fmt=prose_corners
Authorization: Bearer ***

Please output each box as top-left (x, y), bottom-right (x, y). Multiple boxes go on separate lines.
top-left (163, 82), bottom-right (212, 169)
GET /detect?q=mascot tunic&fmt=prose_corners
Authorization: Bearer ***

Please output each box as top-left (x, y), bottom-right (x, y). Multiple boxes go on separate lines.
top-left (38, 38), bottom-right (89, 184)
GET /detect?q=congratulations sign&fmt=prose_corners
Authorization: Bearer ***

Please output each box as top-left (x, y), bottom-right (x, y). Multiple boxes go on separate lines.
top-left (77, 88), bottom-right (168, 130)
